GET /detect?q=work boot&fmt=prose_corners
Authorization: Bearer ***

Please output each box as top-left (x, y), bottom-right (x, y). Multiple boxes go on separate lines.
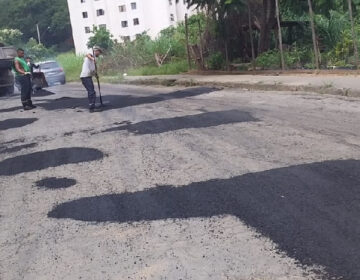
top-left (28, 100), bottom-right (37, 109)
top-left (89, 103), bottom-right (96, 113)
top-left (22, 104), bottom-right (33, 111)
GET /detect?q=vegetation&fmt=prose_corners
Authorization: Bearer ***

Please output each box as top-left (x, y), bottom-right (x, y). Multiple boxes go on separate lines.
top-left (56, 52), bottom-right (83, 82)
top-left (6, 0), bottom-right (360, 78)
top-left (92, 0), bottom-right (360, 74)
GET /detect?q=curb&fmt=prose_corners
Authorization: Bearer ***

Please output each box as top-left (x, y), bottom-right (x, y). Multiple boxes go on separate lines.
top-left (122, 77), bottom-right (360, 98)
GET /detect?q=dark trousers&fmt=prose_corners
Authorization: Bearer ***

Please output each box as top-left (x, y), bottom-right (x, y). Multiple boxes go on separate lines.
top-left (17, 75), bottom-right (32, 106)
top-left (81, 77), bottom-right (96, 108)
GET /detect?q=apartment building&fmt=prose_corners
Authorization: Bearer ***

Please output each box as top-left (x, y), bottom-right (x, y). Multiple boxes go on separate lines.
top-left (67, 0), bottom-right (196, 54)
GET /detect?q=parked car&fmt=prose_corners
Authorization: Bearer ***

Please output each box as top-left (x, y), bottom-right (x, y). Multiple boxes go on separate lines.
top-left (34, 60), bottom-right (66, 87)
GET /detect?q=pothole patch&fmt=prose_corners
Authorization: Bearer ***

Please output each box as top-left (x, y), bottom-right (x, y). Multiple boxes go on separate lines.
top-left (36, 177), bottom-right (77, 189)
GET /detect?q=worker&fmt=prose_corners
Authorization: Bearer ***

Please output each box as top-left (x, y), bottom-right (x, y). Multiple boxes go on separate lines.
top-left (13, 49), bottom-right (36, 110)
top-left (80, 46), bottom-right (102, 112)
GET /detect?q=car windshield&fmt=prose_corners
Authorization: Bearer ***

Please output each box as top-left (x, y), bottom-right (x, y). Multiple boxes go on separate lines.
top-left (40, 62), bottom-right (59, 69)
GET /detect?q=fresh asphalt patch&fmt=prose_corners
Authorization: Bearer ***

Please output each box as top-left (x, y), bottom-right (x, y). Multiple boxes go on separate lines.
top-left (0, 147), bottom-right (104, 176)
top-left (101, 110), bottom-right (258, 135)
top-left (0, 118), bottom-right (38, 131)
top-left (48, 159), bottom-right (360, 280)
top-left (0, 143), bottom-right (37, 154)
top-left (35, 177), bottom-right (77, 189)
top-left (36, 87), bottom-right (220, 111)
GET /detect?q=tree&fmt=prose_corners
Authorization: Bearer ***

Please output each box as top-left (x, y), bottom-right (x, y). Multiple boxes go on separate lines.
top-left (275, 0), bottom-right (285, 69)
top-left (87, 26), bottom-right (114, 51)
top-left (347, 0), bottom-right (359, 68)
top-left (0, 0), bottom-right (72, 49)
top-left (307, 0), bottom-right (320, 69)
top-left (0, 28), bottom-right (23, 45)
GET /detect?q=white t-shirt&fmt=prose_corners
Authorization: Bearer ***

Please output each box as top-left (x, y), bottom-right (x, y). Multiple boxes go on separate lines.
top-left (80, 55), bottom-right (96, 78)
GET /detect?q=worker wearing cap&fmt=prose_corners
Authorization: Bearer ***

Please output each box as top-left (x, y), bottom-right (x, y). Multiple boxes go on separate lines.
top-left (14, 48), bottom-right (36, 110)
top-left (80, 47), bottom-right (102, 112)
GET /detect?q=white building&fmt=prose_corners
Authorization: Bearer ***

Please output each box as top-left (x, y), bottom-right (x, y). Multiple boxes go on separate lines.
top-left (67, 0), bottom-right (196, 54)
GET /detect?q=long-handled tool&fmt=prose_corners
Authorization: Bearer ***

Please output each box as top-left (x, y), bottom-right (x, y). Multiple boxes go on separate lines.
top-left (92, 47), bottom-right (103, 106)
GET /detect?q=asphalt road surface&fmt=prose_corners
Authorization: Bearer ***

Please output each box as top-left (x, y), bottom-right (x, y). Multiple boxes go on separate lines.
top-left (0, 83), bottom-right (359, 280)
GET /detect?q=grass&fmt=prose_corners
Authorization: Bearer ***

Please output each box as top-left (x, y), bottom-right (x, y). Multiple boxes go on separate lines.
top-left (127, 60), bottom-right (189, 76)
top-left (56, 52), bottom-right (84, 82)
top-left (56, 52), bottom-right (188, 83)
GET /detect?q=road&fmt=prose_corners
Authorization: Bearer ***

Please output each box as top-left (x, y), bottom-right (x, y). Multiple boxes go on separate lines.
top-left (0, 83), bottom-right (359, 280)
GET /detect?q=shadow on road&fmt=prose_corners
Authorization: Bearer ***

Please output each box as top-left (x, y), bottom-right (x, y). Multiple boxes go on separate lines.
top-left (38, 87), bottom-right (220, 111)
top-left (0, 87), bottom-right (220, 113)
top-left (0, 147), bottom-right (104, 176)
top-left (100, 110), bottom-right (258, 135)
top-left (48, 159), bottom-right (360, 279)
top-left (33, 89), bottom-right (56, 97)
top-left (0, 106), bottom-right (24, 113)
top-left (0, 118), bottom-right (38, 131)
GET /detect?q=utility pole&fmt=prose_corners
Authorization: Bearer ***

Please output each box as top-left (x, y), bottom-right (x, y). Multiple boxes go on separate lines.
top-left (36, 23), bottom-right (41, 44)
top-left (347, 0), bottom-right (359, 69)
top-left (275, 0), bottom-right (285, 70)
top-left (307, 0), bottom-right (320, 70)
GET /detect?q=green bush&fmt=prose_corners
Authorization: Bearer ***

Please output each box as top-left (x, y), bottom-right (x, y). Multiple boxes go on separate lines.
top-left (127, 60), bottom-right (188, 76)
top-left (56, 52), bottom-right (84, 82)
top-left (24, 38), bottom-right (55, 61)
top-left (207, 52), bottom-right (225, 70)
top-left (285, 47), bottom-right (313, 68)
top-left (256, 50), bottom-right (281, 69)
top-left (256, 48), bottom-right (313, 69)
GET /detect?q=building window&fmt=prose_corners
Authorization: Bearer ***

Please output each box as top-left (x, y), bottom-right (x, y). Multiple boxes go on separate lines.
top-left (170, 14), bottom-right (175, 21)
top-left (81, 0), bottom-right (85, 3)
top-left (119, 5), bottom-right (126, 12)
top-left (85, 27), bottom-right (91, 33)
top-left (121, 21), bottom-right (128, 28)
top-left (133, 18), bottom-right (139, 25)
top-left (99, 24), bottom-right (107, 29)
top-left (96, 9), bottom-right (105, 16)
top-left (82, 12), bottom-right (88, 18)
top-left (121, 36), bottom-right (130, 42)
top-left (131, 2), bottom-right (137, 10)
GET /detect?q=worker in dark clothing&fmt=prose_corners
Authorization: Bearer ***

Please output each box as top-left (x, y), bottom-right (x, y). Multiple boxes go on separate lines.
top-left (13, 48), bottom-right (36, 110)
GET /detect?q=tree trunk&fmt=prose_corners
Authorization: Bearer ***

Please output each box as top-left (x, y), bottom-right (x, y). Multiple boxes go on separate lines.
top-left (225, 40), bottom-right (230, 71)
top-left (258, 0), bottom-right (276, 54)
top-left (348, 0), bottom-right (359, 69)
top-left (247, 0), bottom-right (256, 70)
top-left (185, 14), bottom-right (192, 70)
top-left (275, 0), bottom-right (285, 70)
top-left (308, 0), bottom-right (320, 69)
